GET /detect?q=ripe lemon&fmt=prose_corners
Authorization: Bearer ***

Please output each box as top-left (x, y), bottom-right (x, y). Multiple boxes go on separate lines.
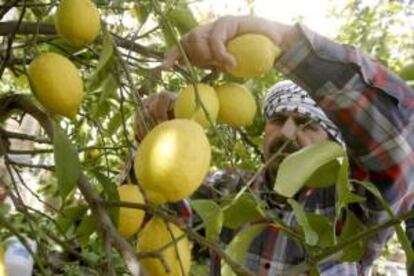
top-left (137, 217), bottom-right (191, 276)
top-left (216, 83), bottom-right (257, 127)
top-left (174, 83), bottom-right (219, 127)
top-left (226, 34), bottom-right (282, 78)
top-left (0, 245), bottom-right (6, 276)
top-left (28, 52), bottom-right (83, 118)
top-left (55, 0), bottom-right (101, 46)
top-left (135, 119), bottom-right (210, 204)
top-left (117, 184), bottom-right (145, 238)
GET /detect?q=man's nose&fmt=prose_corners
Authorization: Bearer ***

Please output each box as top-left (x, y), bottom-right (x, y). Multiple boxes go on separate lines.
top-left (279, 117), bottom-right (298, 140)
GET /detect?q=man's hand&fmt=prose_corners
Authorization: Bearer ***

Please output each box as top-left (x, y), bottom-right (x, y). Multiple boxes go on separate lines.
top-left (163, 16), bottom-right (289, 70)
top-left (134, 91), bottom-right (176, 143)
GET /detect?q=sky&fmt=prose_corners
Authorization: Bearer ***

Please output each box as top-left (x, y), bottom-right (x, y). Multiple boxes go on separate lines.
top-left (189, 0), bottom-right (350, 38)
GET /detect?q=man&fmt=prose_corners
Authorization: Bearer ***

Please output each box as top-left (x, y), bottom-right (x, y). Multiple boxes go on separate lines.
top-left (136, 15), bottom-right (414, 275)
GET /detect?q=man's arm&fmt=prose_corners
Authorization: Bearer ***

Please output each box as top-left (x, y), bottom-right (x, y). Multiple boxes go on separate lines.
top-left (275, 23), bottom-right (414, 209)
top-left (165, 15), bottom-right (414, 211)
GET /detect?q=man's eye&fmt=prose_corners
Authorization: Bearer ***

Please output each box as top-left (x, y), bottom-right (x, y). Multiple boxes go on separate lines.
top-left (271, 116), bottom-right (287, 124)
top-left (297, 118), bottom-right (318, 129)
top-left (305, 121), bottom-right (320, 130)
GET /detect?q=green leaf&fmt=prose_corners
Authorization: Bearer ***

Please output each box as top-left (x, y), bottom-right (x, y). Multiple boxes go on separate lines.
top-left (354, 181), bottom-right (414, 267)
top-left (305, 160), bottom-right (341, 188)
top-left (135, 3), bottom-right (151, 24)
top-left (221, 224), bottom-right (267, 276)
top-left (107, 112), bottom-right (123, 136)
top-left (167, 1), bottom-right (198, 35)
top-left (190, 262), bottom-right (209, 276)
top-left (95, 29), bottom-right (114, 73)
top-left (161, 21), bottom-right (178, 48)
top-left (0, 204), bottom-right (10, 216)
top-left (309, 266), bottom-right (321, 276)
top-left (223, 193), bottom-right (264, 229)
top-left (57, 205), bottom-right (88, 233)
top-left (92, 74), bottom-right (118, 118)
top-left (53, 122), bottom-right (81, 200)
top-left (92, 170), bottom-right (119, 225)
top-left (274, 141), bottom-right (345, 198)
top-left (338, 211), bottom-right (367, 262)
top-left (76, 215), bottom-right (96, 246)
top-left (336, 157), bottom-right (365, 217)
top-left (288, 199), bottom-right (318, 246)
top-left (191, 199), bottom-right (223, 241)
top-left (307, 214), bottom-right (334, 248)
top-left (87, 29), bottom-right (115, 91)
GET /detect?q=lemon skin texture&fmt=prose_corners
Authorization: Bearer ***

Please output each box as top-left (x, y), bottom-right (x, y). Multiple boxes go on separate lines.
top-left (137, 217), bottom-right (191, 276)
top-left (216, 83), bottom-right (257, 127)
top-left (28, 52), bottom-right (84, 118)
top-left (55, 0), bottom-right (101, 46)
top-left (174, 83), bottom-right (219, 128)
top-left (226, 33), bottom-right (282, 78)
top-left (135, 119), bottom-right (211, 204)
top-left (117, 184), bottom-right (145, 238)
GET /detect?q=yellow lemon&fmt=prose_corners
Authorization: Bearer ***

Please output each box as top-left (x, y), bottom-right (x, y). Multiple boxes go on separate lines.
top-left (137, 217), bottom-right (191, 276)
top-left (28, 52), bottom-right (83, 118)
top-left (135, 119), bottom-right (210, 204)
top-left (174, 83), bottom-right (219, 127)
top-left (55, 0), bottom-right (101, 46)
top-left (226, 34), bottom-right (282, 78)
top-left (216, 83), bottom-right (257, 127)
top-left (0, 245), bottom-right (6, 276)
top-left (117, 184), bottom-right (145, 238)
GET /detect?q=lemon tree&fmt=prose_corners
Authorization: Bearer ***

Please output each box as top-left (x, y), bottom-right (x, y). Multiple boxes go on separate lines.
top-left (0, 0), bottom-right (412, 275)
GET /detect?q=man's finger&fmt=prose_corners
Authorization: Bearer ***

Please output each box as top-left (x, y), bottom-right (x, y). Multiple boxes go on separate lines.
top-left (153, 93), bottom-right (173, 123)
top-left (209, 19), bottom-right (237, 69)
top-left (162, 47), bottom-right (180, 69)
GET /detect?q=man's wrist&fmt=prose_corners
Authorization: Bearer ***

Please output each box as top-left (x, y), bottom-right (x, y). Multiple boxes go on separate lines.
top-left (269, 21), bottom-right (291, 47)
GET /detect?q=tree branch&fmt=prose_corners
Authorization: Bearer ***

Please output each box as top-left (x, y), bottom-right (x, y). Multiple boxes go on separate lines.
top-left (0, 21), bottom-right (162, 58)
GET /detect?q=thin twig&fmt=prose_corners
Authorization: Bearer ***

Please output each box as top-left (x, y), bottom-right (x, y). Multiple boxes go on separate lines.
top-left (4, 130), bottom-right (51, 144)
top-left (0, 0), bottom-right (27, 78)
top-left (104, 233), bottom-right (117, 276)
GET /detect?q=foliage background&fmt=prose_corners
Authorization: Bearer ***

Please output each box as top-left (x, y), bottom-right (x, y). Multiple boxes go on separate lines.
top-left (0, 0), bottom-right (412, 275)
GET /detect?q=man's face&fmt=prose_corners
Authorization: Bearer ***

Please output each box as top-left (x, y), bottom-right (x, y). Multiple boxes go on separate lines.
top-left (263, 112), bottom-right (329, 181)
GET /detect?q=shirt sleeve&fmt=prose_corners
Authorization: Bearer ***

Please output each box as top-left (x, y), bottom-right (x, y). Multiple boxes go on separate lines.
top-left (275, 23), bottom-right (414, 213)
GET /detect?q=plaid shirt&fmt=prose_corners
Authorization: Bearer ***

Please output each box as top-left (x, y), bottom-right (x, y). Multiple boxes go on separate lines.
top-left (192, 23), bottom-right (414, 276)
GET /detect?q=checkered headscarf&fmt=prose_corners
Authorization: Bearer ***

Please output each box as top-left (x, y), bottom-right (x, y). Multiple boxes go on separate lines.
top-left (263, 80), bottom-right (345, 146)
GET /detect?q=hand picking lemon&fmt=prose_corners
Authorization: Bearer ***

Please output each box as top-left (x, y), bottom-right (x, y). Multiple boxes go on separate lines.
top-left (226, 33), bottom-right (282, 78)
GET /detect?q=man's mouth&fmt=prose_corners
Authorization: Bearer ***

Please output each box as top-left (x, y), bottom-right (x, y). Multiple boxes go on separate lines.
top-left (268, 140), bottom-right (301, 157)
top-left (266, 140), bottom-right (302, 180)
